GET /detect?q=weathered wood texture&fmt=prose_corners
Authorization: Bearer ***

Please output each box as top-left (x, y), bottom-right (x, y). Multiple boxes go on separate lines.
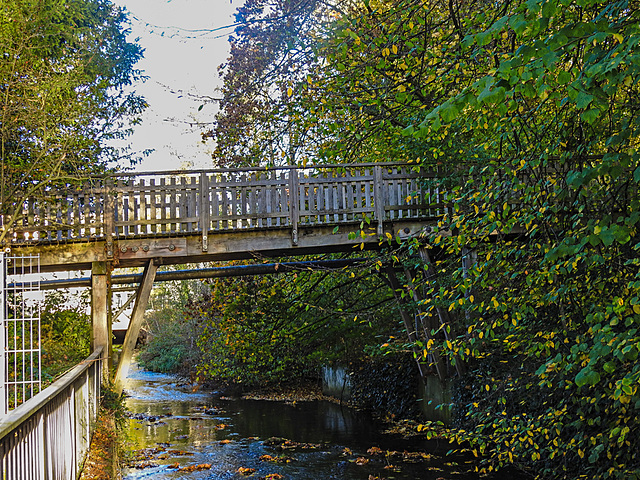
top-left (4, 163), bottom-right (446, 246)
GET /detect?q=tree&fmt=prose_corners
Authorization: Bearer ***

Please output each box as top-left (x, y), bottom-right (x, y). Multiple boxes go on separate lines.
top-left (206, 0), bottom-right (326, 167)
top-left (330, 0), bottom-right (639, 477)
top-left (216, 0), bottom-right (640, 477)
top-left (0, 0), bottom-right (145, 244)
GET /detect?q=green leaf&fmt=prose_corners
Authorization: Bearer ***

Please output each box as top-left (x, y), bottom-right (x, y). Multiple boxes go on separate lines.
top-left (581, 108), bottom-right (600, 124)
top-left (575, 91), bottom-right (594, 109)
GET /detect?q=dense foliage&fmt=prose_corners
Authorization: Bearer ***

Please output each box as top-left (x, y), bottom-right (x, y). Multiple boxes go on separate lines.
top-left (192, 258), bottom-right (397, 387)
top-left (212, 0), bottom-right (640, 478)
top-left (41, 291), bottom-right (91, 383)
top-left (0, 0), bottom-right (145, 243)
top-left (137, 279), bottom-right (205, 375)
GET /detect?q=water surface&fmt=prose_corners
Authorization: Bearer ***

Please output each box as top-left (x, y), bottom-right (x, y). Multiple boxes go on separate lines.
top-left (122, 364), bottom-right (518, 480)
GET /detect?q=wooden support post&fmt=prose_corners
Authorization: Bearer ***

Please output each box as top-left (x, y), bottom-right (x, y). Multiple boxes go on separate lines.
top-left (419, 247), bottom-right (466, 377)
top-left (402, 266), bottom-right (447, 382)
top-left (383, 265), bottom-right (431, 382)
top-left (289, 167), bottom-right (299, 245)
top-left (373, 165), bottom-right (385, 237)
top-left (91, 261), bottom-right (111, 381)
top-left (114, 259), bottom-right (158, 395)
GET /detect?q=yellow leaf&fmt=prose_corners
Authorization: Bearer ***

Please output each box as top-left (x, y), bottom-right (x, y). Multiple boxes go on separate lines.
top-left (633, 304), bottom-right (640, 314)
top-left (427, 339), bottom-right (434, 349)
top-left (287, 87), bottom-right (293, 97)
top-left (392, 44), bottom-right (398, 54)
top-left (612, 33), bottom-right (623, 43)
top-left (485, 384), bottom-right (490, 391)
top-left (578, 449), bottom-right (584, 458)
top-left (446, 340), bottom-right (452, 349)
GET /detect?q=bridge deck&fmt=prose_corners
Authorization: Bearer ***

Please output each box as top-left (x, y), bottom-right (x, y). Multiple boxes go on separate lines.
top-left (5, 163), bottom-right (447, 270)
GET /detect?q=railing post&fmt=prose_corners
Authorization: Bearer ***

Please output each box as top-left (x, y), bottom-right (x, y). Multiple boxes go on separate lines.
top-left (200, 172), bottom-right (210, 252)
top-left (373, 165), bottom-right (385, 236)
top-left (289, 167), bottom-right (299, 246)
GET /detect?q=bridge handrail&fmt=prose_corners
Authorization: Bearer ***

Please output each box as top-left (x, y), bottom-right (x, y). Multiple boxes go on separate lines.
top-left (6, 162), bottom-right (448, 247)
top-left (0, 348), bottom-right (103, 480)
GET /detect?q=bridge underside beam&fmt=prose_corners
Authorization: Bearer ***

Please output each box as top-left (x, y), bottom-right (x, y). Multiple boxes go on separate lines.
top-left (11, 220), bottom-right (436, 272)
top-left (36, 258), bottom-right (370, 290)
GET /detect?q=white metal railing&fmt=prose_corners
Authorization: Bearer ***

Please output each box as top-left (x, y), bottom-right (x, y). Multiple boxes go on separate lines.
top-left (0, 348), bottom-right (102, 480)
top-left (1, 253), bottom-right (42, 413)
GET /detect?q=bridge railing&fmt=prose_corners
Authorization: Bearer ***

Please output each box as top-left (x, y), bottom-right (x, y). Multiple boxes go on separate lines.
top-left (0, 348), bottom-right (102, 480)
top-left (5, 163), bottom-right (448, 245)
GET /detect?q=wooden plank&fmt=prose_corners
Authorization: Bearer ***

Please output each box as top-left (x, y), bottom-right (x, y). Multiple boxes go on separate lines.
top-left (170, 176), bottom-right (178, 233)
top-left (258, 173), bottom-right (267, 228)
top-left (221, 175), bottom-right (229, 230)
top-left (211, 175), bottom-right (220, 231)
top-left (56, 195), bottom-right (63, 241)
top-left (200, 173), bottom-right (210, 251)
top-left (139, 178), bottom-right (148, 236)
top-left (289, 168), bottom-right (299, 244)
top-left (188, 176), bottom-right (197, 232)
top-left (148, 178), bottom-right (157, 234)
top-left (364, 167), bottom-right (372, 222)
top-left (373, 165), bottom-right (384, 235)
top-left (159, 177), bottom-right (167, 234)
top-left (104, 180), bottom-right (115, 258)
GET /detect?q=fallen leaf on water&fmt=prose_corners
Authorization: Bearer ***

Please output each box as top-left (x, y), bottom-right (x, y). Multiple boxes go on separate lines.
top-left (219, 439), bottom-right (233, 445)
top-left (342, 447), bottom-right (352, 456)
top-left (157, 454), bottom-right (169, 460)
top-left (367, 446), bottom-right (383, 455)
top-left (355, 457), bottom-right (369, 466)
top-left (238, 466), bottom-right (256, 475)
top-left (368, 476), bottom-right (380, 480)
top-left (167, 450), bottom-right (194, 456)
top-left (167, 463), bottom-right (180, 469)
top-left (402, 451), bottom-right (432, 462)
top-left (263, 474), bottom-right (284, 480)
top-left (215, 424), bottom-right (228, 430)
top-left (178, 464), bottom-right (212, 472)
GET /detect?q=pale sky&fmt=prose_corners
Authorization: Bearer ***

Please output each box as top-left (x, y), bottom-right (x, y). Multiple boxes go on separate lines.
top-left (111, 0), bottom-right (243, 172)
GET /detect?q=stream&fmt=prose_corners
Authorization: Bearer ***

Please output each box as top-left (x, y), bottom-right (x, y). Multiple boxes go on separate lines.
top-left (121, 364), bottom-right (517, 480)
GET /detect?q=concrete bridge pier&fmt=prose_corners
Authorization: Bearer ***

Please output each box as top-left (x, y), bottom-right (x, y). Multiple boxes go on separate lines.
top-left (91, 261), bottom-right (112, 381)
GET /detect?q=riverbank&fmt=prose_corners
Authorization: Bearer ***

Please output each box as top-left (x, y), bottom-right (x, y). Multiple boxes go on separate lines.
top-left (80, 408), bottom-right (120, 480)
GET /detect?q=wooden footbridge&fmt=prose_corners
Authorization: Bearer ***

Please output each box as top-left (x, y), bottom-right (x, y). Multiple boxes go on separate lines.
top-left (0, 162), bottom-right (450, 478)
top-left (4, 163), bottom-right (446, 384)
